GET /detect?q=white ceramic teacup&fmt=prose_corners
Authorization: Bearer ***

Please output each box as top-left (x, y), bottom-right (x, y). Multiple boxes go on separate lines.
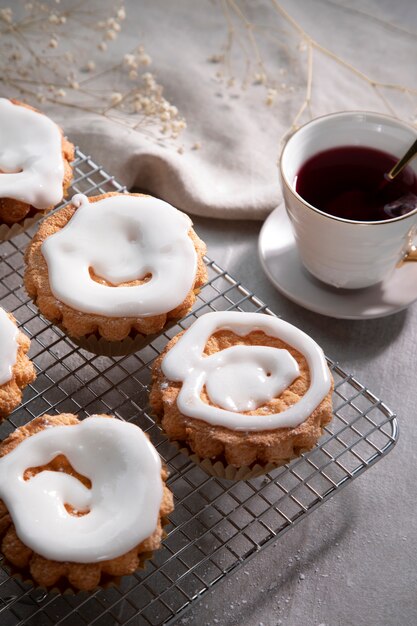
top-left (279, 112), bottom-right (417, 289)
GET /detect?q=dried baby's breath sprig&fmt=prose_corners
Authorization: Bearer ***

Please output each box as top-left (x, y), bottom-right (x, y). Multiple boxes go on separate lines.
top-left (1, 0), bottom-right (186, 145)
top-left (113, 68), bottom-right (186, 139)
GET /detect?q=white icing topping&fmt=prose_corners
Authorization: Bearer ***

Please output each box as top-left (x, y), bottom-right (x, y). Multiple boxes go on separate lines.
top-left (41, 193), bottom-right (198, 317)
top-left (0, 417), bottom-right (163, 563)
top-left (0, 98), bottom-right (64, 209)
top-left (204, 346), bottom-right (300, 412)
top-left (161, 312), bottom-right (331, 431)
top-left (0, 307), bottom-right (19, 386)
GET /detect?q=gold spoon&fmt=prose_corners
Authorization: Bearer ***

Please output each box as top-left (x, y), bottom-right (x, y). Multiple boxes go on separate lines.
top-left (386, 138), bottom-right (417, 180)
top-left (387, 137), bottom-right (417, 264)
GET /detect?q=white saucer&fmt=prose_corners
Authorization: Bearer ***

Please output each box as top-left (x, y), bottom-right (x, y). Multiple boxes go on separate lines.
top-left (258, 206), bottom-right (417, 320)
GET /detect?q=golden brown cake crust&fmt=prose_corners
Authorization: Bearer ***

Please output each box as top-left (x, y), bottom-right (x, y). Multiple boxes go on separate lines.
top-left (150, 328), bottom-right (334, 468)
top-left (24, 192), bottom-right (208, 341)
top-left (0, 99), bottom-right (74, 225)
top-left (0, 313), bottom-right (36, 419)
top-left (0, 413), bottom-right (174, 591)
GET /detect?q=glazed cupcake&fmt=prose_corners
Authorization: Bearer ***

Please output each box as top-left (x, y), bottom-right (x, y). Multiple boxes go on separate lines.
top-left (0, 413), bottom-right (174, 591)
top-left (24, 192), bottom-right (207, 355)
top-left (150, 311), bottom-right (333, 479)
top-left (0, 98), bottom-right (74, 239)
top-left (0, 306), bottom-right (36, 419)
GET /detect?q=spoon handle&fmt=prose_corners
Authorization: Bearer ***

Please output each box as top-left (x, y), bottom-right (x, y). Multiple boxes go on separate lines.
top-left (386, 138), bottom-right (417, 180)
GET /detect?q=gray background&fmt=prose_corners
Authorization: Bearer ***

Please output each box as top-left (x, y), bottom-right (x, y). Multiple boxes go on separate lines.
top-left (2, 0), bottom-right (416, 622)
top-left (174, 217), bottom-right (416, 626)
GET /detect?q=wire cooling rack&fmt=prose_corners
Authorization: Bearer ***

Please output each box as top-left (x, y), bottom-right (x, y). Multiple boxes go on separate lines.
top-left (0, 149), bottom-right (398, 626)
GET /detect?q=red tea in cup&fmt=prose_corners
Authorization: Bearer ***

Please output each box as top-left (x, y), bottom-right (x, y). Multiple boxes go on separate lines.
top-left (295, 146), bottom-right (417, 222)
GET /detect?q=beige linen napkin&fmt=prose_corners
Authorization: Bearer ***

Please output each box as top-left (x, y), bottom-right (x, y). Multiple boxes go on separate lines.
top-left (2, 0), bottom-right (416, 218)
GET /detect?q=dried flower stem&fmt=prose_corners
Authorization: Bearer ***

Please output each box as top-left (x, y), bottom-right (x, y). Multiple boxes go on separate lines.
top-left (289, 41), bottom-right (312, 130)
top-left (270, 0), bottom-right (417, 124)
top-left (215, 0), bottom-right (416, 133)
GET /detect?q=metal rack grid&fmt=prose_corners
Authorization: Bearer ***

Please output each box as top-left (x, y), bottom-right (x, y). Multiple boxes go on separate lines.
top-left (0, 149), bottom-right (398, 626)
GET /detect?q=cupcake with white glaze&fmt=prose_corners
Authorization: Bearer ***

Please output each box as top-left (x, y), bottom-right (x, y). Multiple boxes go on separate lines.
top-left (0, 413), bottom-right (174, 591)
top-left (24, 192), bottom-right (207, 355)
top-left (0, 98), bottom-right (74, 239)
top-left (150, 311), bottom-right (334, 480)
top-left (0, 306), bottom-right (36, 419)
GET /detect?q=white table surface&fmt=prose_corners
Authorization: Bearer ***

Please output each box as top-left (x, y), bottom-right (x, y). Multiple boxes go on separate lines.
top-left (174, 215), bottom-right (416, 626)
top-left (3, 0), bottom-right (413, 619)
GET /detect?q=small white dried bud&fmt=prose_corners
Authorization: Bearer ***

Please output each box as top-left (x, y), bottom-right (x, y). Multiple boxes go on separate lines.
top-left (117, 7), bottom-right (126, 20)
top-left (129, 69), bottom-right (138, 80)
top-left (69, 81), bottom-right (79, 90)
top-left (49, 37), bottom-right (58, 48)
top-left (142, 72), bottom-right (156, 89)
top-left (56, 88), bottom-right (66, 98)
top-left (36, 92), bottom-right (46, 103)
top-left (48, 13), bottom-right (59, 24)
top-left (177, 146), bottom-right (184, 154)
top-left (207, 54), bottom-right (223, 63)
top-left (138, 53), bottom-right (151, 66)
top-left (105, 30), bottom-right (117, 41)
top-left (110, 92), bottom-right (123, 106)
top-left (85, 60), bottom-right (96, 72)
top-left (123, 53), bottom-right (137, 68)
top-left (0, 8), bottom-right (13, 23)
top-left (254, 72), bottom-right (267, 85)
top-left (192, 142), bottom-right (201, 150)
top-left (98, 42), bottom-right (107, 51)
